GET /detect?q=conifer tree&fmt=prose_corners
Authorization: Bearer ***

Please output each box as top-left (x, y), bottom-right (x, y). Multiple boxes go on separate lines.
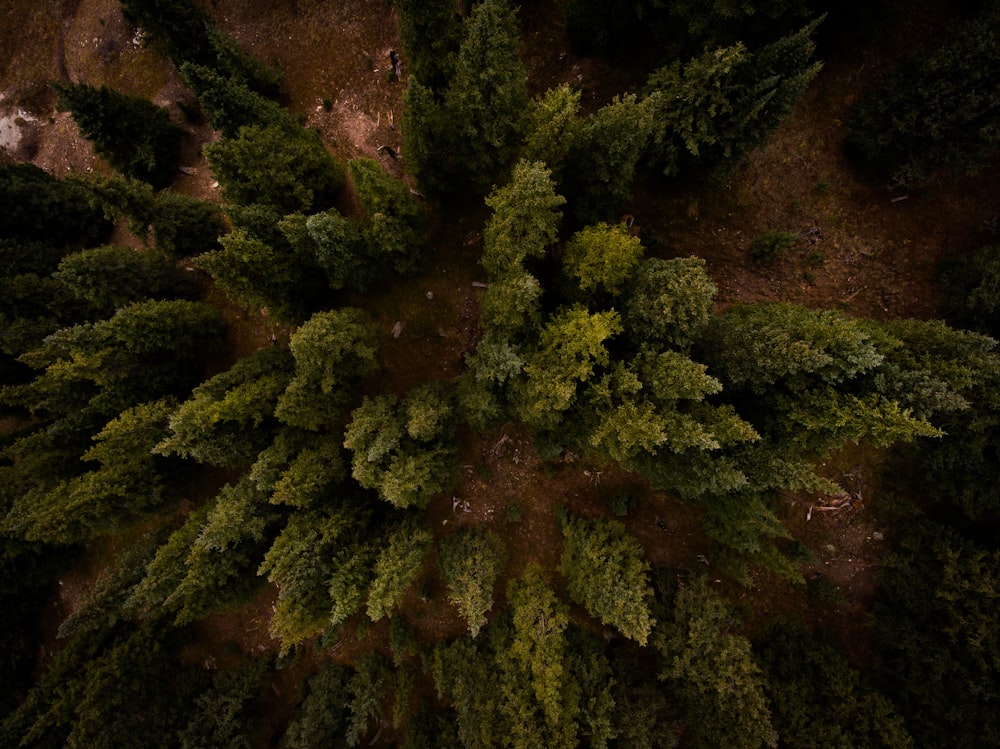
top-left (439, 528), bottom-right (506, 638)
top-left (559, 513), bottom-right (655, 644)
top-left (53, 82), bottom-right (183, 187)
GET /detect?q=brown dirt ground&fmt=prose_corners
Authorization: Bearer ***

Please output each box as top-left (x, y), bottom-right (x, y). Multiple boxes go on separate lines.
top-left (4, 0), bottom-right (999, 732)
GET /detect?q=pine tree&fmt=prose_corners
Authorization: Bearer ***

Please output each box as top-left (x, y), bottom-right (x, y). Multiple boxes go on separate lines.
top-left (439, 528), bottom-right (506, 637)
top-left (559, 513), bottom-right (655, 644)
top-left (53, 82), bottom-right (183, 187)
top-left (443, 0), bottom-right (528, 187)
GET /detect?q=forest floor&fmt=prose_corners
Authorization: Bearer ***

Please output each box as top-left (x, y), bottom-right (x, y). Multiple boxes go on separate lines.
top-left (4, 0), bottom-right (999, 728)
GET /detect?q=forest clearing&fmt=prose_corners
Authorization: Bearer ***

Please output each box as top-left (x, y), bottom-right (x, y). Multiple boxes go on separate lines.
top-left (2, 0), bottom-right (999, 747)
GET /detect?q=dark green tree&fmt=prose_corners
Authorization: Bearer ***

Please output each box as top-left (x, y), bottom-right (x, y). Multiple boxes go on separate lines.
top-left (196, 226), bottom-right (324, 321)
top-left (655, 575), bottom-right (777, 749)
top-left (275, 308), bottom-right (379, 431)
top-left (281, 665), bottom-right (351, 747)
top-left (180, 62), bottom-right (288, 137)
top-left (0, 164), bottom-right (111, 246)
top-left (3, 399), bottom-right (176, 545)
top-left (846, 4), bottom-right (1000, 187)
top-left (443, 0), bottom-right (528, 187)
top-left (365, 517), bottom-right (433, 622)
top-left (344, 381), bottom-right (458, 509)
top-left (53, 245), bottom-right (197, 318)
top-left (873, 527), bottom-right (1000, 748)
top-left (623, 257), bottom-right (717, 350)
top-left (121, 0), bottom-right (283, 97)
top-left (155, 346), bottom-right (294, 467)
top-left (394, 0), bottom-right (463, 89)
top-left (53, 82), bottom-right (183, 187)
top-left (204, 123), bottom-right (345, 213)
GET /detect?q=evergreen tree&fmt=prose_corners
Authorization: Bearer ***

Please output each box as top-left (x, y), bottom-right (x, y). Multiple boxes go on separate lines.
top-left (846, 3), bottom-right (1000, 187)
top-left (53, 82), bottom-right (183, 187)
top-left (53, 245), bottom-right (197, 318)
top-left (4, 399), bottom-right (176, 545)
top-left (656, 576), bottom-right (777, 749)
top-left (514, 306), bottom-right (622, 431)
top-left (563, 222), bottom-right (644, 296)
top-left (204, 123), bottom-right (345, 213)
top-left (442, 0), bottom-right (528, 188)
top-left (438, 528), bottom-right (506, 637)
top-left (344, 382), bottom-right (457, 509)
top-left (155, 346), bottom-right (294, 467)
top-left (275, 308), bottom-right (379, 431)
top-left (394, 0), bottom-right (463, 89)
top-left (521, 85), bottom-right (583, 180)
top-left (197, 226), bottom-right (325, 321)
top-left (0, 164), bottom-right (111, 246)
top-left (281, 665), bottom-right (351, 747)
top-left (366, 518), bottom-right (433, 622)
top-left (623, 257), bottom-right (717, 350)
top-left (559, 513), bottom-right (655, 644)
top-left (565, 93), bottom-right (658, 222)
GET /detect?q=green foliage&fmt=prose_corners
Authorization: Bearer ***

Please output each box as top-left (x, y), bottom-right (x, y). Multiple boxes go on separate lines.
top-left (705, 302), bottom-right (885, 394)
top-left (349, 157), bottom-right (425, 273)
top-left (128, 478), bottom-right (276, 624)
top-left (13, 299), bottom-right (223, 420)
top-left (197, 224), bottom-right (324, 320)
top-left (366, 517), bottom-right (433, 622)
top-left (344, 382), bottom-right (458, 509)
top-left (150, 189), bottom-right (228, 258)
top-left (401, 77), bottom-right (449, 195)
top-left (566, 93), bottom-right (658, 222)
top-left (645, 19), bottom-right (822, 179)
top-left (514, 306), bottom-right (622, 430)
top-left (873, 526), bottom-right (1000, 748)
top-left (439, 527), bottom-right (506, 637)
top-left (402, 0), bottom-right (528, 193)
top-left (266, 432), bottom-right (348, 509)
top-left (942, 244), bottom-right (1000, 337)
top-left (656, 576), bottom-right (777, 749)
top-left (501, 566), bottom-right (576, 748)
top-left (121, 0), bottom-right (283, 97)
top-left (258, 506), bottom-right (358, 648)
top-left (53, 82), bottom-right (182, 187)
top-left (279, 209), bottom-right (369, 290)
top-left (276, 307), bottom-right (379, 430)
top-left (395, 0), bottom-right (463, 89)
top-left (281, 665), bottom-right (351, 748)
top-left (757, 619), bottom-right (914, 749)
top-left (346, 653), bottom-right (391, 746)
top-left (180, 62), bottom-right (288, 137)
top-left (443, 0), bottom-right (528, 187)
top-left (4, 399), bottom-right (175, 545)
top-left (563, 222), bottom-right (644, 296)
top-left (559, 513), bottom-right (655, 643)
top-left (482, 160), bottom-right (565, 278)
top-left (521, 85), bottom-right (583, 178)
top-left (53, 245), bottom-right (196, 318)
top-left (156, 346), bottom-right (294, 467)
top-left (178, 659), bottom-right (271, 749)
top-left (0, 164), bottom-right (111, 246)
top-left (846, 4), bottom-right (1000, 187)
top-left (623, 257), bottom-right (717, 350)
top-left (205, 123), bottom-right (345, 213)
top-left (432, 635), bottom-right (507, 748)
top-left (748, 230), bottom-right (798, 264)
top-left (1, 623), bottom-right (186, 749)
